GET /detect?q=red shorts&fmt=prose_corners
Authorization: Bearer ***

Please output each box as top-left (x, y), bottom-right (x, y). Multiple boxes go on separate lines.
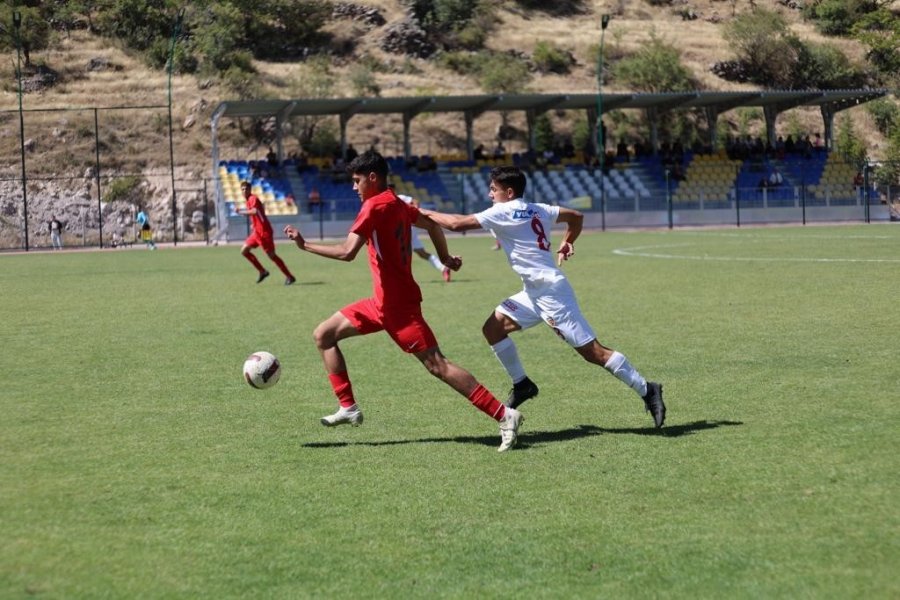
top-left (340, 298), bottom-right (437, 353)
top-left (245, 231), bottom-right (274, 253)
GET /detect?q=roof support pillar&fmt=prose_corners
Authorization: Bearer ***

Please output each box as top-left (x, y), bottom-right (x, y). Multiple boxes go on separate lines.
top-left (464, 111), bottom-right (475, 161)
top-left (820, 105), bottom-right (835, 151)
top-left (403, 112), bottom-right (412, 160)
top-left (584, 106), bottom-right (598, 159)
top-left (646, 107), bottom-right (659, 156)
top-left (275, 102), bottom-right (295, 165)
top-left (339, 113), bottom-right (350, 161)
top-left (526, 109), bottom-right (537, 151)
top-left (704, 106), bottom-right (719, 152)
top-left (763, 105), bottom-right (779, 149)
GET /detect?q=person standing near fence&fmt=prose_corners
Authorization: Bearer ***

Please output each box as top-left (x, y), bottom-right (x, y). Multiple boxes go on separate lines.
top-left (135, 207), bottom-right (157, 250)
top-left (235, 181), bottom-right (296, 285)
top-left (48, 215), bottom-right (63, 250)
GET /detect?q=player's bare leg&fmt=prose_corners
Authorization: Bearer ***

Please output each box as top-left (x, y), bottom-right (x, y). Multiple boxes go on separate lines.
top-left (241, 244), bottom-right (269, 283)
top-left (414, 347), bottom-right (523, 452)
top-left (265, 249), bottom-right (296, 285)
top-left (575, 339), bottom-right (666, 428)
top-left (314, 311), bottom-right (364, 426)
top-left (483, 312), bottom-right (539, 408)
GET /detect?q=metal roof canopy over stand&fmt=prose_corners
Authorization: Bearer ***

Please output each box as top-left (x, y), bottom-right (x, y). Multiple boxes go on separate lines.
top-left (209, 89), bottom-right (889, 229)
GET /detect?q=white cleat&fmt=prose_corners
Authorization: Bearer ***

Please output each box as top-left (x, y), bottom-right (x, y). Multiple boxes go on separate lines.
top-left (320, 405), bottom-right (363, 427)
top-left (498, 407), bottom-right (524, 452)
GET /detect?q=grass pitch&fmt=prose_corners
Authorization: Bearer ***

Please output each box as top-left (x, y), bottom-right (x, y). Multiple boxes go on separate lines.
top-left (2, 224), bottom-right (898, 598)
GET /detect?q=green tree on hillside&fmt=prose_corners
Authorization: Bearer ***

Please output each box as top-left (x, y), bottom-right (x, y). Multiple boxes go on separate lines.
top-left (404, 0), bottom-right (494, 49)
top-left (852, 7), bottom-right (900, 86)
top-left (612, 30), bottom-right (694, 93)
top-left (0, 5), bottom-right (50, 66)
top-left (834, 113), bottom-right (867, 166)
top-left (725, 8), bottom-right (799, 88)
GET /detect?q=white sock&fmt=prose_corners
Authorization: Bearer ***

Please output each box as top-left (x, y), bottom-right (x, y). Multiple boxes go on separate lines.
top-left (604, 351), bottom-right (648, 397)
top-left (491, 337), bottom-right (527, 384)
top-left (428, 254), bottom-right (445, 272)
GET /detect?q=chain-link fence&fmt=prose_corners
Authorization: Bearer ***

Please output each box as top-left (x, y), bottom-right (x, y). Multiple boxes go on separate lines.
top-left (0, 105), bottom-right (217, 251)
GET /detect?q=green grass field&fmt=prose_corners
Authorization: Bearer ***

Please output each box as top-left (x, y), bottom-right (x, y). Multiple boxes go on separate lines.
top-left (2, 224), bottom-right (898, 598)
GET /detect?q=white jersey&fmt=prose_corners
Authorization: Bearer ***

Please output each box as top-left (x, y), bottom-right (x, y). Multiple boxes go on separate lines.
top-left (397, 194), bottom-right (425, 250)
top-left (475, 199), bottom-right (564, 290)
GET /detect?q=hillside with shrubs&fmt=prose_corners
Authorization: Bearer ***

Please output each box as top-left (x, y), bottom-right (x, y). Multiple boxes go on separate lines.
top-left (0, 0), bottom-right (897, 238)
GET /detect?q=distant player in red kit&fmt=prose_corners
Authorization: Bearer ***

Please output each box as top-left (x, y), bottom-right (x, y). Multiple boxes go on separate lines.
top-left (236, 181), bottom-right (296, 285)
top-left (284, 150), bottom-right (523, 452)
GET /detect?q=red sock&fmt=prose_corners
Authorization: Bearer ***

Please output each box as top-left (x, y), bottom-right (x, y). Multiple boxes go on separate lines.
top-left (271, 254), bottom-right (293, 278)
top-left (328, 372), bottom-right (355, 408)
top-left (244, 252), bottom-right (265, 273)
top-left (467, 384), bottom-right (506, 421)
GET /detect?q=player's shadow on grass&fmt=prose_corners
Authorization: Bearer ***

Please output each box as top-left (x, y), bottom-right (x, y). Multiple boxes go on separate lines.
top-left (301, 420), bottom-right (743, 450)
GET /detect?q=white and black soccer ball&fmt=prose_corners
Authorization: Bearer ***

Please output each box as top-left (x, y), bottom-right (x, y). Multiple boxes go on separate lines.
top-left (243, 351), bottom-right (281, 389)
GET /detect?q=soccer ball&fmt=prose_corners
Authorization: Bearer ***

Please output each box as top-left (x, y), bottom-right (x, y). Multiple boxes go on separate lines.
top-left (243, 351), bottom-right (282, 389)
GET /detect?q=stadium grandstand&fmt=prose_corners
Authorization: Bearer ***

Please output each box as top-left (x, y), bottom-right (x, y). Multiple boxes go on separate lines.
top-left (211, 90), bottom-right (891, 239)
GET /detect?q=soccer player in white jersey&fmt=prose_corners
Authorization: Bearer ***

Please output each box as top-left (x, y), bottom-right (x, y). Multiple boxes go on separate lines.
top-left (394, 189), bottom-right (452, 282)
top-left (421, 165), bottom-right (665, 428)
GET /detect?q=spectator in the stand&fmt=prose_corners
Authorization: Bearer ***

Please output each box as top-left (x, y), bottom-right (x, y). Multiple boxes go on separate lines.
top-left (582, 140), bottom-right (596, 166)
top-left (785, 135), bottom-right (796, 155)
top-left (853, 171), bottom-right (865, 202)
top-left (672, 140), bottom-right (684, 162)
top-left (814, 133), bottom-right (824, 153)
top-left (308, 187), bottom-right (322, 214)
top-left (758, 177), bottom-right (769, 192)
top-left (768, 168), bottom-right (784, 187)
top-left (541, 147), bottom-right (556, 168)
top-left (670, 163), bottom-right (685, 182)
top-left (346, 144), bottom-right (359, 163)
top-left (297, 151), bottom-right (310, 173)
top-left (266, 146), bottom-right (279, 171)
top-left (616, 140), bottom-right (629, 162)
top-left (562, 139), bottom-right (575, 159)
top-left (474, 144), bottom-right (486, 161)
top-left (331, 157), bottom-right (347, 182)
top-left (417, 155), bottom-right (436, 172)
top-left (691, 139), bottom-right (704, 155)
top-left (632, 140), bottom-right (645, 159)
top-left (775, 136), bottom-right (786, 160)
top-left (493, 141), bottom-right (506, 159)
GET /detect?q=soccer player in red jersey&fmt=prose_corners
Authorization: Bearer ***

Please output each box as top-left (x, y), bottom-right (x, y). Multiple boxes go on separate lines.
top-left (284, 150), bottom-right (523, 452)
top-left (236, 181), bottom-right (296, 285)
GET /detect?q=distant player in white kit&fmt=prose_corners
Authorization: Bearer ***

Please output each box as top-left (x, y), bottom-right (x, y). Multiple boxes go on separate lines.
top-left (422, 165), bottom-right (665, 427)
top-left (394, 188), bottom-right (451, 282)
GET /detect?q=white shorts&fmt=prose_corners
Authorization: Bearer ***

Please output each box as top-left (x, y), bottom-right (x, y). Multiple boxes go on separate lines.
top-left (495, 279), bottom-right (596, 348)
top-left (411, 233), bottom-right (425, 251)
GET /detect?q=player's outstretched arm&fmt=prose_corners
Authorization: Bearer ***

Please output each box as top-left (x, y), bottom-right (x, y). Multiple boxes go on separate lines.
top-left (555, 207), bottom-right (584, 265)
top-left (284, 225), bottom-right (365, 262)
top-left (415, 213), bottom-right (462, 271)
top-left (419, 209), bottom-right (482, 233)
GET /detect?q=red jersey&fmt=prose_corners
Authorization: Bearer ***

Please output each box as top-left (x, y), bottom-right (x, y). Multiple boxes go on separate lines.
top-left (350, 188), bottom-right (422, 309)
top-left (246, 194), bottom-right (272, 237)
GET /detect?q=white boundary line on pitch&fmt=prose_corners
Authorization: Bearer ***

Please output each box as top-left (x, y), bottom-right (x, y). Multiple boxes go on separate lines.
top-left (612, 243), bottom-right (900, 264)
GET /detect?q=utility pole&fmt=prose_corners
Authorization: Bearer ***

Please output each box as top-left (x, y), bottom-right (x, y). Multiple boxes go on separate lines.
top-left (596, 14), bottom-right (611, 232)
top-left (13, 10), bottom-right (29, 250)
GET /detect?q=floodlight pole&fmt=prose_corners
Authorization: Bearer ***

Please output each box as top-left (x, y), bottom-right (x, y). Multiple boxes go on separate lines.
top-left (13, 10), bottom-right (29, 251)
top-left (167, 9), bottom-right (185, 246)
top-left (596, 14), bottom-right (610, 232)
